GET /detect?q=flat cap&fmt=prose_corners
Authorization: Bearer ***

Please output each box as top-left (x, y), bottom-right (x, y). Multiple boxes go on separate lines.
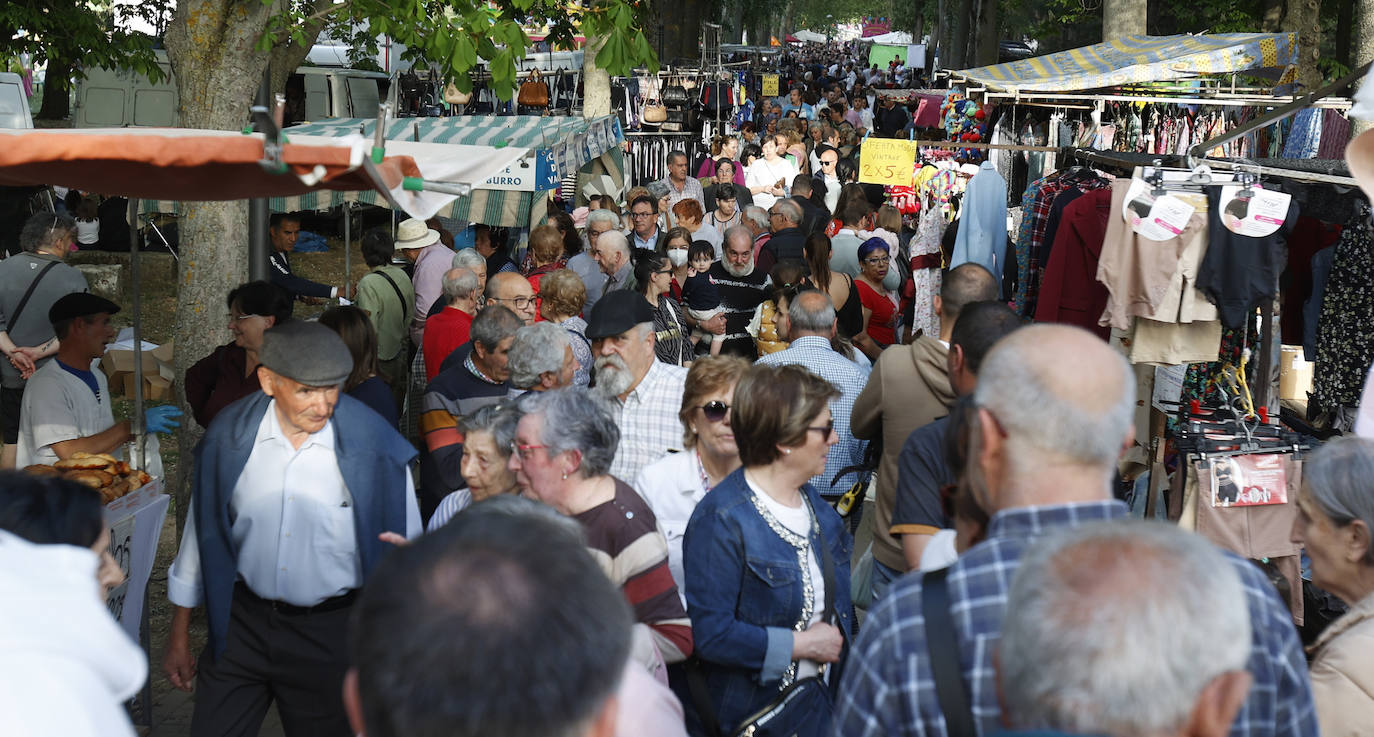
top-left (49, 292), bottom-right (120, 325)
top-left (584, 290), bottom-right (655, 340)
top-left (259, 320), bottom-right (353, 387)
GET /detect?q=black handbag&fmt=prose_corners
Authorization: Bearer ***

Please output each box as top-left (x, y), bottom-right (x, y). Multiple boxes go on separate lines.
top-left (663, 76), bottom-right (690, 106)
top-left (690, 497), bottom-right (845, 737)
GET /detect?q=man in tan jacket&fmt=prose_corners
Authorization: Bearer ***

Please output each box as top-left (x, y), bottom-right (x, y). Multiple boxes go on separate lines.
top-left (850, 263), bottom-right (997, 598)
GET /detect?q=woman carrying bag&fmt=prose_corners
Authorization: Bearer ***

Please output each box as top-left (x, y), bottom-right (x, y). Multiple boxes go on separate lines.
top-left (682, 363), bottom-right (853, 737)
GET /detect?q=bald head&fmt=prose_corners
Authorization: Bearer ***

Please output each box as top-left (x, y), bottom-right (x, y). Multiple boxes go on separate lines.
top-left (486, 271), bottom-right (536, 325)
top-left (939, 264), bottom-right (999, 331)
top-left (973, 325), bottom-right (1133, 499)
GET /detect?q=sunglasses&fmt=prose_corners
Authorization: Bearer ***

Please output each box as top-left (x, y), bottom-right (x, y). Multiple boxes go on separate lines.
top-left (698, 401), bottom-right (730, 422)
top-left (808, 419), bottom-right (835, 437)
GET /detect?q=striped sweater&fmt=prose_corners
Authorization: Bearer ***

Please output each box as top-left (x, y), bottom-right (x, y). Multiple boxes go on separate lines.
top-left (576, 481), bottom-right (694, 664)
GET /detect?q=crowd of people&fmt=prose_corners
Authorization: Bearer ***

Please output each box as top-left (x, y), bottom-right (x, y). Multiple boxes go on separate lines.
top-left (1, 95), bottom-right (1372, 737)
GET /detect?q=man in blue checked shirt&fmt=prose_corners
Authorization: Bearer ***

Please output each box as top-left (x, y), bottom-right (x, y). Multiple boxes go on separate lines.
top-left (832, 324), bottom-right (1316, 737)
top-left (757, 287), bottom-right (868, 497)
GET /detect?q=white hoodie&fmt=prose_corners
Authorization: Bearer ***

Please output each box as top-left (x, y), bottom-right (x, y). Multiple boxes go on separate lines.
top-left (0, 530), bottom-right (146, 737)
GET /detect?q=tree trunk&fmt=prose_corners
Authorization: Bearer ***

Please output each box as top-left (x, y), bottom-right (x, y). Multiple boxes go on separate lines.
top-left (583, 36), bottom-right (612, 119)
top-left (976, 0), bottom-right (998, 66)
top-left (36, 57), bottom-right (72, 121)
top-left (1338, 0), bottom-right (1356, 68)
top-left (162, 0), bottom-right (325, 533)
top-left (1354, 0), bottom-right (1374, 135)
top-left (1283, 0), bottom-right (1324, 90)
top-left (950, 0), bottom-right (975, 67)
top-left (1103, 0), bottom-right (1147, 41)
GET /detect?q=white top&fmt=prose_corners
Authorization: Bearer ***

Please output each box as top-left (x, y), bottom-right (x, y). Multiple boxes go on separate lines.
top-left (747, 476), bottom-right (824, 680)
top-left (167, 402), bottom-right (421, 608)
top-left (0, 531), bottom-right (145, 737)
top-left (634, 450), bottom-right (710, 608)
top-left (918, 529), bottom-right (959, 572)
top-left (17, 359), bottom-right (114, 468)
top-left (746, 157), bottom-right (799, 211)
top-left (75, 219), bottom-right (100, 245)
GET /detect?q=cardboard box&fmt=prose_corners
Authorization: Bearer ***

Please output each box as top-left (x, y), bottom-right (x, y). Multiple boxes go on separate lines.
top-left (150, 341), bottom-right (175, 383)
top-left (120, 373), bottom-right (173, 401)
top-left (101, 350), bottom-right (158, 397)
top-left (1280, 346), bottom-right (1313, 401)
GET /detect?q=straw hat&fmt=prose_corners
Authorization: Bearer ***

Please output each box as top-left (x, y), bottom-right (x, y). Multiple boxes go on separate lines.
top-left (395, 218), bottom-right (441, 250)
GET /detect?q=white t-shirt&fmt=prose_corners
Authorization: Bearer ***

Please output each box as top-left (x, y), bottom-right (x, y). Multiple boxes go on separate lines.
top-left (748, 477), bottom-right (824, 680)
top-left (75, 219), bottom-right (99, 245)
top-left (746, 157), bottom-right (799, 211)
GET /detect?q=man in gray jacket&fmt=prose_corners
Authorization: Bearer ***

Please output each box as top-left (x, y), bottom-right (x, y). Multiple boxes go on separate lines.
top-left (0, 212), bottom-right (89, 469)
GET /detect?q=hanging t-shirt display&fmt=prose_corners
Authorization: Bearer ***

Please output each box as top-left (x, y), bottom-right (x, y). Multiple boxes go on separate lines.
top-left (1196, 188), bottom-right (1299, 330)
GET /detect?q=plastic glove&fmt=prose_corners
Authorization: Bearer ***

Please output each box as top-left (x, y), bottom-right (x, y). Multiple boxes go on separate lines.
top-left (144, 405), bottom-right (183, 434)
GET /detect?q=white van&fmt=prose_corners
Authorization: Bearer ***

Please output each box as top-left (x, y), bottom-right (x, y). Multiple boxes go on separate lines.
top-left (73, 53), bottom-right (387, 127)
top-left (0, 72), bottom-right (35, 129)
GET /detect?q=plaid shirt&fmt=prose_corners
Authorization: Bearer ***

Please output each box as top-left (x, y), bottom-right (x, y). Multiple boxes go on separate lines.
top-left (1012, 173), bottom-right (1108, 315)
top-left (757, 336), bottom-right (870, 494)
top-left (832, 501), bottom-right (1317, 737)
top-left (608, 360), bottom-right (688, 483)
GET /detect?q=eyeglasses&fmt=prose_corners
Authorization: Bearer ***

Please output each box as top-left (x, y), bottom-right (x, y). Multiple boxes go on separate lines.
top-left (862, 256), bottom-right (888, 265)
top-left (654, 267), bottom-right (674, 275)
top-left (821, 160), bottom-right (837, 166)
top-left (490, 295), bottom-right (538, 309)
top-left (631, 211), bottom-right (656, 219)
top-left (510, 442), bottom-right (548, 460)
top-left (698, 400), bottom-right (730, 422)
top-left (230, 313), bottom-right (265, 322)
top-left (807, 419), bottom-right (835, 437)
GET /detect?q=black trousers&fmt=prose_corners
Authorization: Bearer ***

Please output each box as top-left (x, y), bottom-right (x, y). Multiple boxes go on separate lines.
top-left (189, 587), bottom-right (353, 737)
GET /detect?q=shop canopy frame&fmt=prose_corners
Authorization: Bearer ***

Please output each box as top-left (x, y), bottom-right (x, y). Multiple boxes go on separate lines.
top-left (951, 33), bottom-right (1300, 94)
top-left (137, 114), bottom-right (626, 227)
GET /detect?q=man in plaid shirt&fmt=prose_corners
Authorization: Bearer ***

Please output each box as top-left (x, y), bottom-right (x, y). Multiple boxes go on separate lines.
top-left (832, 324), bottom-right (1316, 737)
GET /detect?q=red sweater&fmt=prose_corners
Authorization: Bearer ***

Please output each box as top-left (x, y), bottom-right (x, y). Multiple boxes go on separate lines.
top-left (423, 307), bottom-right (474, 381)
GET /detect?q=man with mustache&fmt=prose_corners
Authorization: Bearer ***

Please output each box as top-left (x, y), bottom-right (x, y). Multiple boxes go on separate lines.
top-left (585, 290), bottom-right (687, 483)
top-left (703, 226), bottom-right (772, 359)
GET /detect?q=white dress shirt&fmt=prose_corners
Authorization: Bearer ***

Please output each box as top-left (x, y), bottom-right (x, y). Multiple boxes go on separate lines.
top-left (634, 450), bottom-right (709, 608)
top-left (167, 402), bottom-right (421, 608)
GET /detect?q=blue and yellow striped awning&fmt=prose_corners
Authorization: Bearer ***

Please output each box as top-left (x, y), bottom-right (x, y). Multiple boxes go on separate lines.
top-left (957, 33), bottom-right (1298, 93)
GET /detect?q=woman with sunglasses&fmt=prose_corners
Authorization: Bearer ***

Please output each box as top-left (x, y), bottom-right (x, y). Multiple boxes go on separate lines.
top-left (853, 237), bottom-right (901, 360)
top-left (681, 363), bottom-right (853, 735)
top-left (185, 280), bottom-right (292, 428)
top-left (635, 355), bottom-right (750, 607)
top-left (508, 387), bottom-right (693, 674)
top-left (635, 250), bottom-right (693, 367)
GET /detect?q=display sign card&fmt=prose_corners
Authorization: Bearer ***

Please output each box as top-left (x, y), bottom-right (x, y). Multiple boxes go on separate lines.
top-left (1218, 185), bottom-right (1292, 237)
top-left (1122, 175), bottom-right (1196, 241)
top-left (859, 139), bottom-right (916, 186)
top-left (1210, 454), bottom-right (1288, 508)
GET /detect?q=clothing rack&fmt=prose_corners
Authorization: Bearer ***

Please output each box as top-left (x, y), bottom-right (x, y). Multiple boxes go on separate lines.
top-left (967, 89), bottom-right (1354, 110)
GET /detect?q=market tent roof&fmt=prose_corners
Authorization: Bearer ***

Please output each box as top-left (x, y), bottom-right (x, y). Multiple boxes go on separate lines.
top-left (955, 33), bottom-right (1298, 93)
top-left (864, 31), bottom-right (912, 44)
top-left (0, 127), bottom-right (430, 203)
top-left (793, 30), bottom-right (827, 43)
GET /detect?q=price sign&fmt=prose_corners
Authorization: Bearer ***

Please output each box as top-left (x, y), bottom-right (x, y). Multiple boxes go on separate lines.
top-left (761, 75), bottom-right (779, 98)
top-left (858, 138), bottom-right (917, 186)
top-left (107, 580), bottom-right (130, 621)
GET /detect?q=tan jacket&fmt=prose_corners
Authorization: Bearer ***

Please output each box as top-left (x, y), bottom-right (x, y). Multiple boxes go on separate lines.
top-left (1309, 590), bottom-right (1374, 737)
top-left (850, 336), bottom-right (955, 572)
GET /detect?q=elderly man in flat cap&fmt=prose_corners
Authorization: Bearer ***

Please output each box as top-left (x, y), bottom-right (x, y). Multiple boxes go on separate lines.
top-left (163, 320), bottom-right (420, 737)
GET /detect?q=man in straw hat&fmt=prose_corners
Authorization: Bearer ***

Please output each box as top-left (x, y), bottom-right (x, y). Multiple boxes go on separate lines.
top-left (163, 320), bottom-right (420, 737)
top-left (394, 217), bottom-right (451, 344)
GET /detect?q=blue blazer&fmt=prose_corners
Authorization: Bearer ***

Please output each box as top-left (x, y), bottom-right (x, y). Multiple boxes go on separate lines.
top-left (682, 467), bottom-right (854, 732)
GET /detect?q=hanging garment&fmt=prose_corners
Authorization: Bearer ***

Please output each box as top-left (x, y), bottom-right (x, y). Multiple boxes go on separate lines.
top-left (950, 161), bottom-right (1009, 284)
top-left (1013, 170), bottom-right (1109, 316)
top-left (909, 204), bottom-right (945, 338)
top-left (1281, 108), bottom-right (1323, 159)
top-left (1034, 188), bottom-right (1113, 339)
top-left (1317, 109), bottom-right (1352, 160)
top-left (1096, 179), bottom-right (1208, 331)
top-left (1195, 187), bottom-right (1299, 330)
top-left (1313, 205), bottom-right (1374, 414)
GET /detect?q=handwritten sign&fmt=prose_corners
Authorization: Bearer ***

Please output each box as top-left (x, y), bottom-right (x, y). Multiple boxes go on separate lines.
top-left (761, 75), bottom-right (779, 98)
top-left (103, 480), bottom-right (170, 644)
top-left (858, 138), bottom-right (917, 186)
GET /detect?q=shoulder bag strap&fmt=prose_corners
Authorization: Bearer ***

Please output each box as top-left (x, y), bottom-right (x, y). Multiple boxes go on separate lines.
top-left (368, 269), bottom-right (408, 317)
top-left (686, 656), bottom-right (724, 737)
top-left (921, 567), bottom-right (977, 737)
top-left (7, 260), bottom-right (61, 333)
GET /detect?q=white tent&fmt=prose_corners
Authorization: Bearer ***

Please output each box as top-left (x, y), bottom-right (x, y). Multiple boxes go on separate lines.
top-left (864, 31), bottom-right (913, 44)
top-left (793, 30), bottom-right (828, 43)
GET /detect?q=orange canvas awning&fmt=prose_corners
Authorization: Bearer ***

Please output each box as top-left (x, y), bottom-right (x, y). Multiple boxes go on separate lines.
top-left (0, 127), bottom-right (421, 202)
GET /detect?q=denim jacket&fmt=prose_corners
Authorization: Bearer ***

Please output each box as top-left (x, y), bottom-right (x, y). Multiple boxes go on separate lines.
top-left (682, 468), bottom-right (854, 732)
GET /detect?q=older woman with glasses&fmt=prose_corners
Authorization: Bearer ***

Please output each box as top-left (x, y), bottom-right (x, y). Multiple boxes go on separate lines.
top-left (537, 270), bottom-right (592, 387)
top-left (853, 237), bottom-right (901, 359)
top-left (1292, 436), bottom-right (1374, 734)
top-left (682, 363), bottom-right (852, 735)
top-left (509, 387), bottom-right (693, 674)
top-left (185, 280), bottom-right (292, 428)
top-left (425, 401), bottom-right (522, 531)
top-left (635, 356), bottom-right (750, 605)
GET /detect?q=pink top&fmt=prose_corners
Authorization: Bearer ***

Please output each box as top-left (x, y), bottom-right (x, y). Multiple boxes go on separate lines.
top-left (697, 157), bottom-right (747, 186)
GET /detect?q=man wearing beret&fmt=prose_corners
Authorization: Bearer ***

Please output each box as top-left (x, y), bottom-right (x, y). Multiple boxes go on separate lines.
top-left (586, 290), bottom-right (687, 483)
top-left (163, 320), bottom-right (420, 737)
top-left (16, 293), bottom-right (181, 469)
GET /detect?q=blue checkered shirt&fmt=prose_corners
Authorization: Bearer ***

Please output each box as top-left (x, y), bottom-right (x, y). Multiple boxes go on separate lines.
top-left (757, 335), bottom-right (870, 494)
top-left (832, 500), bottom-right (1317, 737)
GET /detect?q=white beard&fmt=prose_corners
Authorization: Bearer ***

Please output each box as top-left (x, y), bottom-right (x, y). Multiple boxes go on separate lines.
top-left (593, 354), bottom-right (635, 397)
top-left (724, 260), bottom-right (755, 278)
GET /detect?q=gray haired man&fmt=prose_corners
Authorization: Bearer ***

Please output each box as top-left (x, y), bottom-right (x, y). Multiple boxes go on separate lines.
top-left (833, 324), bottom-right (1318, 737)
top-left (508, 322), bottom-right (577, 396)
top-left (999, 521), bottom-right (1253, 737)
